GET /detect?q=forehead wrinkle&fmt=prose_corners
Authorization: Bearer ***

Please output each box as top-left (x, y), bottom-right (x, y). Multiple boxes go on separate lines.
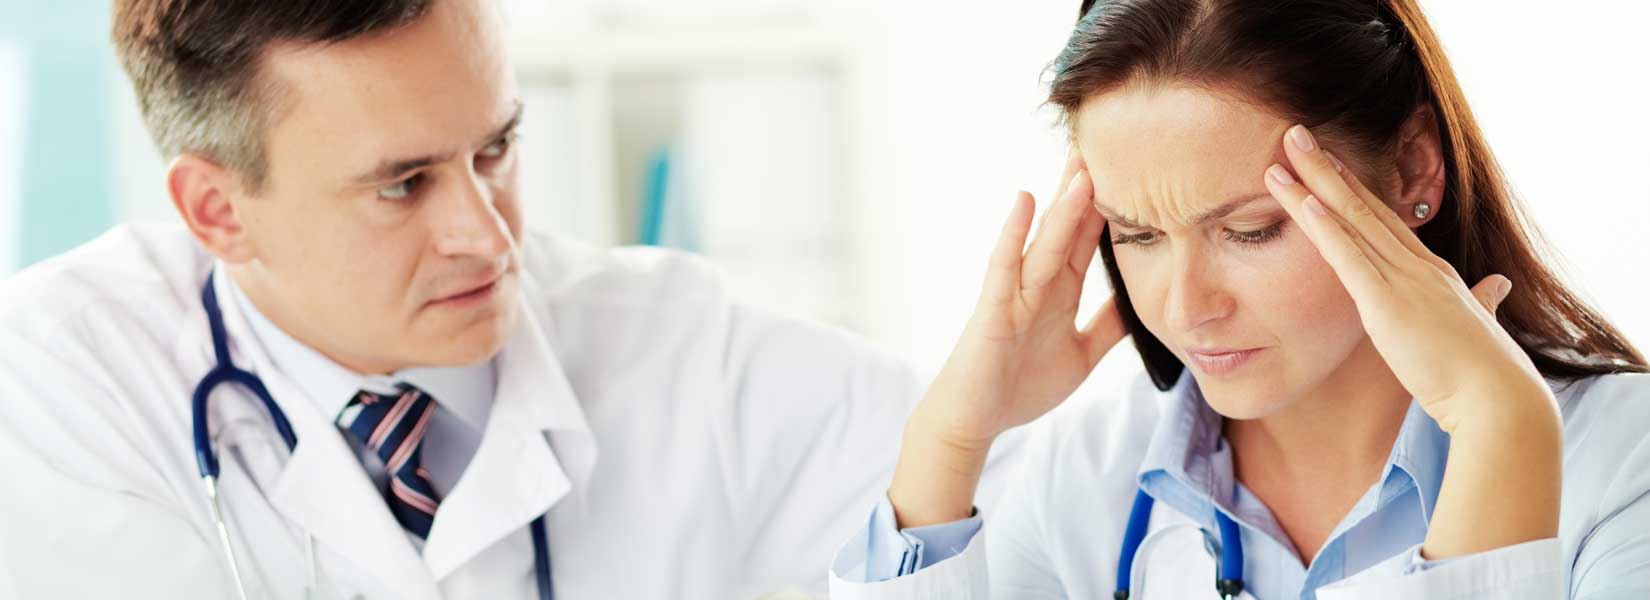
top-left (1097, 193), bottom-right (1272, 230)
top-left (1076, 82), bottom-right (1296, 233)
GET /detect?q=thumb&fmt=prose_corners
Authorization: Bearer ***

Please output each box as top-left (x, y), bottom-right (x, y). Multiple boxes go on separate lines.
top-left (1470, 275), bottom-right (1512, 313)
top-left (1081, 295), bottom-right (1129, 365)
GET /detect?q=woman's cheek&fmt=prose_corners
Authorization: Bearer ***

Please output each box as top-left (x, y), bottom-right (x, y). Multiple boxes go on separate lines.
top-left (1259, 235), bottom-right (1366, 352)
top-left (1113, 250), bottom-right (1160, 315)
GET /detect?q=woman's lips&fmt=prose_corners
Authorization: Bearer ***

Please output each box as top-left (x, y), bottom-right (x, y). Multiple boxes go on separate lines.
top-left (1186, 347), bottom-right (1266, 376)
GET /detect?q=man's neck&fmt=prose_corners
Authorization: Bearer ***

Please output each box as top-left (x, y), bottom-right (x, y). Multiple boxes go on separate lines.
top-left (1223, 338), bottom-right (1413, 563)
top-left (226, 263), bottom-right (404, 376)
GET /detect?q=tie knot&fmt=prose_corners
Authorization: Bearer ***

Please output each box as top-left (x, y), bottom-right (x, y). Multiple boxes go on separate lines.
top-left (338, 382), bottom-right (443, 538)
top-left (339, 383), bottom-right (434, 449)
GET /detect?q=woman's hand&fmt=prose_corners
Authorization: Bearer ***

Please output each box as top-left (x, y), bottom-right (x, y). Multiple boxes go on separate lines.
top-left (918, 153), bottom-right (1127, 448)
top-left (1263, 124), bottom-right (1562, 559)
top-left (889, 154), bottom-right (1127, 527)
top-left (1262, 125), bottom-right (1553, 432)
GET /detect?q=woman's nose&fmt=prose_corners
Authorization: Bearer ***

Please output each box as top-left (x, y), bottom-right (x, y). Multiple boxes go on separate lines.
top-left (1162, 253), bottom-right (1234, 332)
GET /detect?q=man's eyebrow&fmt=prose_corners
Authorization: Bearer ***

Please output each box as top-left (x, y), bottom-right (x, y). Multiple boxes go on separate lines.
top-left (350, 154), bottom-right (446, 187)
top-left (348, 100), bottom-right (525, 186)
top-left (482, 101), bottom-right (525, 147)
top-left (1095, 193), bottom-right (1273, 229)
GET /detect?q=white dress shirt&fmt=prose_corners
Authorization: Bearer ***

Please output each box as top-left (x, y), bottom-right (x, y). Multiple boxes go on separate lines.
top-left (224, 269), bottom-right (493, 502)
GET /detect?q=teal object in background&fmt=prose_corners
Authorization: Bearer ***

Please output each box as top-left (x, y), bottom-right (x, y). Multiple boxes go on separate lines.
top-left (638, 146), bottom-right (671, 246)
top-left (1, 0), bottom-right (117, 271)
top-left (636, 144), bottom-right (700, 252)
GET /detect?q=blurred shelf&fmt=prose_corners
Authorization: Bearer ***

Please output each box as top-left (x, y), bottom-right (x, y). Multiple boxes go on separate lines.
top-left (509, 26), bottom-right (850, 76)
top-left (502, 15), bottom-right (876, 331)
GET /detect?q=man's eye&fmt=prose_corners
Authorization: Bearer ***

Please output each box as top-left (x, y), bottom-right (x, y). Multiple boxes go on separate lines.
top-left (479, 133), bottom-right (518, 160)
top-left (379, 174), bottom-right (423, 200)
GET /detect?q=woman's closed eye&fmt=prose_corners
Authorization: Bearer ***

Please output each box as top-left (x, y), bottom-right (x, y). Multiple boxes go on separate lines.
top-left (1110, 220), bottom-right (1290, 248)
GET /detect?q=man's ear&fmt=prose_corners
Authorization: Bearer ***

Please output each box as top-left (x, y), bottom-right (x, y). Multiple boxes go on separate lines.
top-left (1394, 106), bottom-right (1447, 228)
top-left (167, 154), bottom-right (255, 263)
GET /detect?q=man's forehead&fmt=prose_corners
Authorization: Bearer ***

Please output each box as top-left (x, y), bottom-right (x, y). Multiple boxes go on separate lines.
top-left (255, 1), bottom-right (517, 182)
top-left (258, 0), bottom-right (505, 104)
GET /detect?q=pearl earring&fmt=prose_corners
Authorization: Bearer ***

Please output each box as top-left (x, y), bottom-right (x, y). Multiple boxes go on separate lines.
top-left (1412, 203), bottom-right (1432, 219)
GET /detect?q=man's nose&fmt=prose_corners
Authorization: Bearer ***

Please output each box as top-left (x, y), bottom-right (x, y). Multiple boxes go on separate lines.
top-left (430, 171), bottom-right (512, 259)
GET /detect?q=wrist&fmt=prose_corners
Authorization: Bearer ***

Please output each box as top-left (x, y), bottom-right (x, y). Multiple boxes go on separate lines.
top-left (1450, 378), bottom-right (1560, 436)
top-left (907, 394), bottom-right (1000, 454)
top-left (887, 406), bottom-right (995, 529)
top-left (1423, 378), bottom-right (1562, 559)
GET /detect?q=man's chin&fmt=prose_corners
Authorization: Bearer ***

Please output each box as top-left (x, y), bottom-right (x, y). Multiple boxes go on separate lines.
top-left (417, 304), bottom-right (518, 367)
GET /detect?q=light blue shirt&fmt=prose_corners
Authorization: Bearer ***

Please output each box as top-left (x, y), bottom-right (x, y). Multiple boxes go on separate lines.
top-left (848, 369), bottom-right (1650, 599)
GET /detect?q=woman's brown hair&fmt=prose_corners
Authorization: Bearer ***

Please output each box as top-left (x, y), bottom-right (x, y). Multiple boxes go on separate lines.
top-left (1051, 0), bottom-right (1647, 391)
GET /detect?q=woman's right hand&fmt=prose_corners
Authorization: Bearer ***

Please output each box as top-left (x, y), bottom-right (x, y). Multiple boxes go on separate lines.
top-left (921, 153), bottom-right (1128, 447)
top-left (889, 154), bottom-right (1129, 527)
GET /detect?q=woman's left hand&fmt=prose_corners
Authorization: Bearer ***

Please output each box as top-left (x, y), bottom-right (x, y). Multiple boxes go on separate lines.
top-left (1265, 124), bottom-right (1566, 559)
top-left (1260, 124), bottom-right (1553, 433)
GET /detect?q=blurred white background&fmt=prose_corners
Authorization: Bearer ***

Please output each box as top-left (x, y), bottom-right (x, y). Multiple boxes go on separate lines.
top-left (0, 0), bottom-right (1645, 379)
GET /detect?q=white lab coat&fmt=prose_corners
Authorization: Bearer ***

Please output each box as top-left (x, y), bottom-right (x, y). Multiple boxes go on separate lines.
top-left (829, 369), bottom-right (1650, 599)
top-left (0, 224), bottom-right (927, 600)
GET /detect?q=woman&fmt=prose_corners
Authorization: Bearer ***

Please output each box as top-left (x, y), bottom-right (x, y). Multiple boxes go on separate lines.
top-left (828, 0), bottom-right (1648, 598)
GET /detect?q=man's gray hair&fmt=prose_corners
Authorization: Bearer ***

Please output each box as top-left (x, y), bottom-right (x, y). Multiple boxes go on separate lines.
top-left (112, 0), bottom-right (432, 192)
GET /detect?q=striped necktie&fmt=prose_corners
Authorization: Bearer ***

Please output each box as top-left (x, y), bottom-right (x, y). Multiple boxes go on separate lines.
top-left (337, 382), bottom-right (443, 539)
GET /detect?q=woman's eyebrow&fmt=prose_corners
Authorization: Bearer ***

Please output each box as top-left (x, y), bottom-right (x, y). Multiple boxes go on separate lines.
top-left (1095, 193), bottom-right (1273, 228)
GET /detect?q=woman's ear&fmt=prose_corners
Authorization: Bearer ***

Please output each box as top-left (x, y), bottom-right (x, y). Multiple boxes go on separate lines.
top-left (1394, 106), bottom-right (1447, 228)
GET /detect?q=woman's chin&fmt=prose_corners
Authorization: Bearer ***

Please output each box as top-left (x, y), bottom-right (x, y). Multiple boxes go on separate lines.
top-left (1195, 376), bottom-right (1292, 420)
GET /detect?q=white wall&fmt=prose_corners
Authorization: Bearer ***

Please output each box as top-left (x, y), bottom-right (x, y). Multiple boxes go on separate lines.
top-left (1425, 0), bottom-right (1650, 351)
top-left (867, 0), bottom-right (1091, 371)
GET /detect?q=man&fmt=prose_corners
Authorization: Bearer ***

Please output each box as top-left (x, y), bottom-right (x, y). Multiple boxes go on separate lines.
top-left (0, 0), bottom-right (926, 597)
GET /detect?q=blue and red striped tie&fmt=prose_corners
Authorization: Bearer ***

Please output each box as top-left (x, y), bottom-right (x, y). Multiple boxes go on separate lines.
top-left (338, 383), bottom-right (443, 539)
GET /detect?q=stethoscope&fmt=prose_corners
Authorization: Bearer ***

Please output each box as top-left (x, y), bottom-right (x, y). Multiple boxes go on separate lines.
top-left (1114, 488), bottom-right (1245, 600)
top-left (190, 272), bottom-right (553, 600)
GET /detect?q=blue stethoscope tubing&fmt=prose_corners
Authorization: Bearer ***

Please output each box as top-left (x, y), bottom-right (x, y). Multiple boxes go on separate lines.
top-left (190, 272), bottom-right (553, 600)
top-left (1114, 488), bottom-right (1245, 600)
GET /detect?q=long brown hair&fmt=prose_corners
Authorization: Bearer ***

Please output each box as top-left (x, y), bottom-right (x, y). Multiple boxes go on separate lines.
top-left (1051, 0), bottom-right (1647, 391)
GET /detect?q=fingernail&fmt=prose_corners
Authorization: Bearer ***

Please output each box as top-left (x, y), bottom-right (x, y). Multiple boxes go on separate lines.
top-left (1327, 152), bottom-right (1345, 173)
top-left (1267, 164), bottom-right (1295, 186)
top-left (1304, 195), bottom-right (1327, 216)
top-left (1499, 278), bottom-right (1513, 300)
top-left (1289, 125), bottom-right (1318, 153)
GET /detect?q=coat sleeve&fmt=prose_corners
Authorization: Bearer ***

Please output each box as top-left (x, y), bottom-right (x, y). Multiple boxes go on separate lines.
top-left (825, 417), bottom-right (1067, 599)
top-left (709, 302), bottom-right (930, 595)
top-left (0, 315), bottom-right (235, 599)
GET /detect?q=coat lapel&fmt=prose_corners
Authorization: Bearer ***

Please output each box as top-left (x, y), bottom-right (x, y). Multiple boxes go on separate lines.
top-left (205, 270), bottom-right (442, 600)
top-left (422, 277), bottom-right (598, 580)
